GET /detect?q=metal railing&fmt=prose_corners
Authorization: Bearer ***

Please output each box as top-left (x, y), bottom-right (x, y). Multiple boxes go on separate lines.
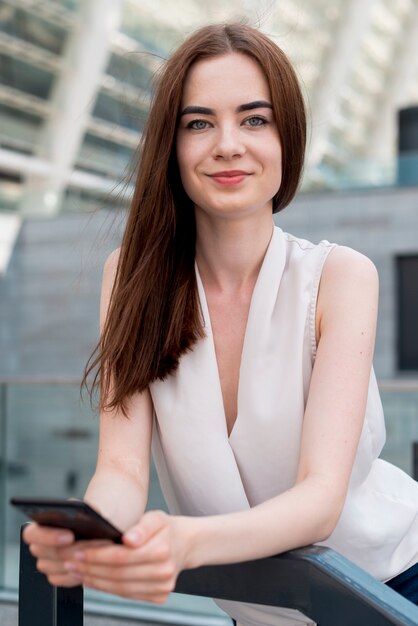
top-left (18, 525), bottom-right (418, 626)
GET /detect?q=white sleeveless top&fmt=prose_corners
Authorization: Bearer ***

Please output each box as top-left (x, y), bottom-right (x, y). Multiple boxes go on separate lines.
top-left (150, 226), bottom-right (418, 626)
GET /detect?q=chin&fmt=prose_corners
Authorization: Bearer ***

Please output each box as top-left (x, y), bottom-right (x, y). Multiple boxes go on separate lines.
top-left (204, 206), bottom-right (267, 221)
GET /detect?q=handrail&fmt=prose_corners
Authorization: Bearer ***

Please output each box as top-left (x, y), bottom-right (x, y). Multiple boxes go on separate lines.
top-left (18, 525), bottom-right (418, 626)
top-left (175, 548), bottom-right (418, 626)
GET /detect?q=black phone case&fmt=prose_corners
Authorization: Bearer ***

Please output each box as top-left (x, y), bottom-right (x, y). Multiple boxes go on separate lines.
top-left (10, 497), bottom-right (123, 543)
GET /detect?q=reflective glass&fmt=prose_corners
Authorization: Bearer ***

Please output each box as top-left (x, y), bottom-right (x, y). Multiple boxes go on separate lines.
top-left (4, 383), bottom-right (99, 589)
top-left (106, 53), bottom-right (155, 92)
top-left (119, 5), bottom-right (181, 53)
top-left (55, 0), bottom-right (79, 12)
top-left (0, 6), bottom-right (68, 55)
top-left (92, 93), bottom-right (145, 132)
top-left (78, 133), bottom-right (135, 178)
top-left (0, 103), bottom-right (42, 153)
top-left (0, 54), bottom-right (54, 99)
top-left (0, 381), bottom-right (230, 622)
top-left (380, 386), bottom-right (418, 476)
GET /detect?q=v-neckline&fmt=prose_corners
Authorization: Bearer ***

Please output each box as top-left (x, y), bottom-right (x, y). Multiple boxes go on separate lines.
top-left (195, 226), bottom-right (276, 441)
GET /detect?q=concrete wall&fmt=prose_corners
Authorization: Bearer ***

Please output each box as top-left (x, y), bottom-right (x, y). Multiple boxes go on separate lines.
top-left (0, 210), bottom-right (123, 379)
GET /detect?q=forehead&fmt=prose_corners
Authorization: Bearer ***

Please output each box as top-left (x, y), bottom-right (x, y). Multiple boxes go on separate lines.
top-left (181, 52), bottom-right (271, 106)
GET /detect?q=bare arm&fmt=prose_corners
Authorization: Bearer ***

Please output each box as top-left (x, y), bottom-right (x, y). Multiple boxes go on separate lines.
top-left (23, 248), bottom-right (153, 589)
top-left (84, 248), bottom-right (153, 531)
top-left (83, 392), bottom-right (153, 531)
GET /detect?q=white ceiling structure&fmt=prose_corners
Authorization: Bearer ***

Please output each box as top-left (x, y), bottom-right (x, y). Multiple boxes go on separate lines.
top-left (0, 0), bottom-right (417, 216)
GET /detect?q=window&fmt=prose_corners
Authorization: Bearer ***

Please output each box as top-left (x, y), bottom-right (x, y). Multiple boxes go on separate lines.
top-left (397, 255), bottom-right (418, 370)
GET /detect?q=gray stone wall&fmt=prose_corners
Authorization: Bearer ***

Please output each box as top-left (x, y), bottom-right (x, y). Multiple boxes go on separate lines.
top-left (0, 211), bottom-right (124, 379)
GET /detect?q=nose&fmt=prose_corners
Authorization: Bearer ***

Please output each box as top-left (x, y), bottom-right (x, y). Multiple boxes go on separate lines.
top-left (212, 123), bottom-right (245, 160)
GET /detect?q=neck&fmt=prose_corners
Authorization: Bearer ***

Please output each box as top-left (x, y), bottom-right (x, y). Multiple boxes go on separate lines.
top-left (195, 210), bottom-right (274, 294)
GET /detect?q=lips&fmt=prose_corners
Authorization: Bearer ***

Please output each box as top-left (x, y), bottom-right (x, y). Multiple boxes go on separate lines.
top-left (209, 170), bottom-right (250, 186)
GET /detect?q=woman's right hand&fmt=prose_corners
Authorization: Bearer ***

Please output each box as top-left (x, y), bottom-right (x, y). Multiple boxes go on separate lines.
top-left (22, 523), bottom-right (109, 587)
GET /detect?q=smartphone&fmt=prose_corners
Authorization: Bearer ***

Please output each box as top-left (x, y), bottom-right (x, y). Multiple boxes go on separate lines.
top-left (10, 497), bottom-right (123, 543)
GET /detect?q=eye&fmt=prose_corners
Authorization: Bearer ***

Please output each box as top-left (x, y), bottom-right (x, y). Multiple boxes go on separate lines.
top-left (186, 119), bottom-right (211, 130)
top-left (244, 116), bottom-right (267, 127)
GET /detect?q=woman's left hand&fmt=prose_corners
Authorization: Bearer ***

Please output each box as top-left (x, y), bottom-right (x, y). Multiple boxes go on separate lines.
top-left (64, 510), bottom-right (194, 604)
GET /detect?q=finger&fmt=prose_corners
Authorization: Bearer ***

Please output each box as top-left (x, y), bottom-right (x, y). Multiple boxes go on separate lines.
top-left (82, 574), bottom-right (173, 601)
top-left (71, 560), bottom-right (175, 583)
top-left (29, 539), bottom-right (111, 564)
top-left (37, 558), bottom-right (70, 576)
top-left (47, 573), bottom-right (83, 588)
top-left (56, 539), bottom-right (111, 560)
top-left (35, 557), bottom-right (84, 586)
top-left (81, 534), bottom-right (170, 567)
top-left (29, 544), bottom-right (57, 560)
top-left (71, 539), bottom-right (112, 549)
top-left (123, 510), bottom-right (167, 548)
top-left (23, 523), bottom-right (74, 547)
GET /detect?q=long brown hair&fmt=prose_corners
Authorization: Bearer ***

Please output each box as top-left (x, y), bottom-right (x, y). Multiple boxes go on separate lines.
top-left (83, 23), bottom-right (306, 415)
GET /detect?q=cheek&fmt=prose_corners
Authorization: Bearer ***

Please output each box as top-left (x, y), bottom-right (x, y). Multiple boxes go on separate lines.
top-left (260, 139), bottom-right (282, 196)
top-left (265, 140), bottom-right (282, 179)
top-left (177, 163), bottom-right (195, 199)
top-left (265, 137), bottom-right (282, 165)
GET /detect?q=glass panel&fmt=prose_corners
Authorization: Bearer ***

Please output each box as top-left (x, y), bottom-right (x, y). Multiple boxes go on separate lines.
top-left (55, 0), bottom-right (79, 13)
top-left (61, 188), bottom-right (129, 213)
top-left (0, 7), bottom-right (68, 55)
top-left (77, 133), bottom-right (135, 178)
top-left (380, 386), bottom-right (418, 474)
top-left (0, 174), bottom-right (21, 213)
top-left (0, 103), bottom-right (42, 153)
top-left (92, 92), bottom-right (146, 132)
top-left (1, 381), bottom-right (229, 622)
top-left (0, 53), bottom-right (54, 99)
top-left (105, 54), bottom-right (154, 92)
top-left (119, 5), bottom-right (172, 54)
top-left (4, 383), bottom-right (99, 589)
top-left (396, 256), bottom-right (418, 371)
top-left (303, 152), bottom-right (418, 192)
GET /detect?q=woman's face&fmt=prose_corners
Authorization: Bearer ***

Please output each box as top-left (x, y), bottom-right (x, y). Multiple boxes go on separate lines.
top-left (176, 52), bottom-right (282, 221)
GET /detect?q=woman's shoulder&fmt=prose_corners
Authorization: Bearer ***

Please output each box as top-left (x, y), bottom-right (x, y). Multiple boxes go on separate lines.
top-left (321, 245), bottom-right (379, 287)
top-left (102, 247), bottom-right (121, 287)
top-left (281, 229), bottom-right (378, 282)
top-left (104, 247), bottom-right (121, 273)
top-left (100, 248), bottom-right (121, 328)
top-left (317, 245), bottom-right (379, 334)
top-left (280, 230), bottom-right (335, 265)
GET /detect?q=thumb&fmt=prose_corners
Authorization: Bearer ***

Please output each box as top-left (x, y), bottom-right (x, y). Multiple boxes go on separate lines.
top-left (123, 510), bottom-right (167, 547)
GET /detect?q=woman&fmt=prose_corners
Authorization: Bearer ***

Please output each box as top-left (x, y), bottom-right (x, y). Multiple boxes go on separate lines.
top-left (24, 23), bottom-right (418, 626)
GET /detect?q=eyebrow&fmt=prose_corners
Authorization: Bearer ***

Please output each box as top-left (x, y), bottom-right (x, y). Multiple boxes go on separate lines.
top-left (179, 100), bottom-right (273, 117)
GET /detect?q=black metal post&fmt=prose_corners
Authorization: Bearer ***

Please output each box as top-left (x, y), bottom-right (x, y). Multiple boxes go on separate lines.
top-left (19, 524), bottom-right (83, 626)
